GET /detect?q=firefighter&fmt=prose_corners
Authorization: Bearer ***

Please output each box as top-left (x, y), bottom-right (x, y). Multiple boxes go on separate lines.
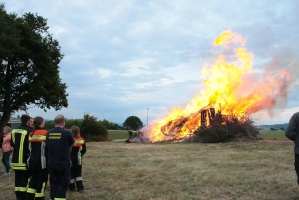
top-left (10, 114), bottom-right (33, 200)
top-left (46, 114), bottom-right (75, 200)
top-left (26, 116), bottom-right (48, 200)
top-left (69, 126), bottom-right (86, 193)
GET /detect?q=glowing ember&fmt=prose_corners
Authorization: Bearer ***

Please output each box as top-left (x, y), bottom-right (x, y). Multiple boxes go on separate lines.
top-left (145, 30), bottom-right (291, 143)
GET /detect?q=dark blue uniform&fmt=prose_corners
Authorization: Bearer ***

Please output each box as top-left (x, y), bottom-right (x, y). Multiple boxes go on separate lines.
top-left (46, 127), bottom-right (75, 200)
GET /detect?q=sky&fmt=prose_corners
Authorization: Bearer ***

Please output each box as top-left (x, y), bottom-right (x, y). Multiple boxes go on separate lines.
top-left (3, 0), bottom-right (299, 125)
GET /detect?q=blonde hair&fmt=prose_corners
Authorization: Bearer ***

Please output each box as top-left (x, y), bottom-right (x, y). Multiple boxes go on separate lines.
top-left (3, 126), bottom-right (12, 134)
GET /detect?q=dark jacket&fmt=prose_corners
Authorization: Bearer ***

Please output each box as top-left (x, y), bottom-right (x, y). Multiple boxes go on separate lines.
top-left (46, 127), bottom-right (75, 166)
top-left (27, 128), bottom-right (48, 169)
top-left (285, 112), bottom-right (299, 154)
top-left (10, 124), bottom-right (33, 170)
top-left (71, 137), bottom-right (86, 166)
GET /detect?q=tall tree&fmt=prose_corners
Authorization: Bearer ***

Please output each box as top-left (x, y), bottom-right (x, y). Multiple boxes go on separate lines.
top-left (123, 116), bottom-right (143, 130)
top-left (0, 4), bottom-right (68, 130)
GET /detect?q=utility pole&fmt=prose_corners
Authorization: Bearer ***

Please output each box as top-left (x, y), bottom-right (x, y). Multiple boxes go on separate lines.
top-left (147, 108), bottom-right (149, 126)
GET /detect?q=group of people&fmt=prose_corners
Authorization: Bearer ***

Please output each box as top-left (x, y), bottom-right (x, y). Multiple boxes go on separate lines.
top-left (1, 114), bottom-right (86, 200)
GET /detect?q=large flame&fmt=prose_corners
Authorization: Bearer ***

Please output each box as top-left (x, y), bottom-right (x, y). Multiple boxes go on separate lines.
top-left (146, 30), bottom-right (291, 143)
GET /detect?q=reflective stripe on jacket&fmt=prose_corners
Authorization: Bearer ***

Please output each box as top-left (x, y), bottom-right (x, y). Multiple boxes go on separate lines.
top-left (71, 137), bottom-right (86, 166)
top-left (11, 125), bottom-right (32, 170)
top-left (27, 129), bottom-right (47, 169)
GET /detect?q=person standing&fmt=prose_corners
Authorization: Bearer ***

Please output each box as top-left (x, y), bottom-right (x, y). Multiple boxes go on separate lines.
top-left (26, 116), bottom-right (48, 200)
top-left (285, 111), bottom-right (299, 184)
top-left (2, 126), bottom-right (13, 175)
top-left (46, 114), bottom-right (75, 200)
top-left (69, 126), bottom-right (86, 193)
top-left (11, 114), bottom-right (33, 200)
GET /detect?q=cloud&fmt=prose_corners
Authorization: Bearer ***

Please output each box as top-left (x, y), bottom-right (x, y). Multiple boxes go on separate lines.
top-left (3, 0), bottom-right (299, 125)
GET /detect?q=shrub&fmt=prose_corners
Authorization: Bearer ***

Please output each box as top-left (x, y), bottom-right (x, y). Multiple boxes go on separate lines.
top-left (81, 114), bottom-right (108, 141)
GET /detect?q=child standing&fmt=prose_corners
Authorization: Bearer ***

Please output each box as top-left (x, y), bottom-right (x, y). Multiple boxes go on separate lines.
top-left (69, 126), bottom-right (86, 193)
top-left (2, 126), bottom-right (13, 175)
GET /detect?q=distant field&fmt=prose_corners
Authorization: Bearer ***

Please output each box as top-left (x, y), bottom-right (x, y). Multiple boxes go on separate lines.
top-left (109, 129), bottom-right (288, 140)
top-left (259, 129), bottom-right (287, 140)
top-left (108, 130), bottom-right (129, 139)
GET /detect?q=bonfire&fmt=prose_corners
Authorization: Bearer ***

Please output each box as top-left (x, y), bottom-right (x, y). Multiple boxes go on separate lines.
top-left (140, 30), bottom-right (291, 143)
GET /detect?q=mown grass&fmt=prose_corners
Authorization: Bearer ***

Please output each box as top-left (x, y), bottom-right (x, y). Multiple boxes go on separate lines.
top-left (108, 129), bottom-right (288, 141)
top-left (259, 129), bottom-right (287, 140)
top-left (1, 140), bottom-right (298, 200)
top-left (108, 130), bottom-right (129, 140)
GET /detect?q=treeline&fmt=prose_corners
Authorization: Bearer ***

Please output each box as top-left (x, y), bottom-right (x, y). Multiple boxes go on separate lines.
top-left (44, 114), bottom-right (121, 142)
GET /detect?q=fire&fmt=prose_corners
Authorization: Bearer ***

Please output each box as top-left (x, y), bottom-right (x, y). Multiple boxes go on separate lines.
top-left (146, 30), bottom-right (291, 143)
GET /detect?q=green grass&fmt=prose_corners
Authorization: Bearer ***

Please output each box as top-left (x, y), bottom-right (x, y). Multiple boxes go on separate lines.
top-left (109, 129), bottom-right (288, 141)
top-left (1, 140), bottom-right (297, 200)
top-left (259, 129), bottom-right (287, 140)
top-left (108, 130), bottom-right (129, 139)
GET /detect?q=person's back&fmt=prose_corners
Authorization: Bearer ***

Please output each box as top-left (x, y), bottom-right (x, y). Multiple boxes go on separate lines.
top-left (47, 127), bottom-right (74, 165)
top-left (26, 116), bottom-right (48, 200)
top-left (69, 126), bottom-right (86, 193)
top-left (46, 114), bottom-right (75, 200)
top-left (10, 114), bottom-right (33, 200)
top-left (11, 124), bottom-right (32, 169)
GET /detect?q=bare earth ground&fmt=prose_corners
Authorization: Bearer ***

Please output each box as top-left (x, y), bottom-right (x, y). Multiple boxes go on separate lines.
top-left (1, 139), bottom-right (299, 200)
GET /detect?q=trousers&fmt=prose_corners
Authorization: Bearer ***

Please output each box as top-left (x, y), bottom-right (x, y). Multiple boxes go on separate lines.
top-left (48, 164), bottom-right (71, 199)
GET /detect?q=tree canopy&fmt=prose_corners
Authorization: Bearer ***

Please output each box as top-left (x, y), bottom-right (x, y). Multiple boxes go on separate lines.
top-left (0, 4), bottom-right (68, 130)
top-left (123, 116), bottom-right (143, 130)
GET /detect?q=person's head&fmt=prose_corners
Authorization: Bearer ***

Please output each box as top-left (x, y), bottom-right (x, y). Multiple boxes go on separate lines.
top-left (70, 126), bottom-right (80, 137)
top-left (30, 117), bottom-right (34, 128)
top-left (33, 116), bottom-right (45, 129)
top-left (3, 126), bottom-right (12, 134)
top-left (54, 114), bottom-right (66, 128)
top-left (21, 114), bottom-right (31, 126)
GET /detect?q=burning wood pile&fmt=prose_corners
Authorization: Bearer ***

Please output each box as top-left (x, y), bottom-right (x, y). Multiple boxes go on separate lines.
top-left (140, 30), bottom-right (290, 143)
top-left (146, 106), bottom-right (260, 143)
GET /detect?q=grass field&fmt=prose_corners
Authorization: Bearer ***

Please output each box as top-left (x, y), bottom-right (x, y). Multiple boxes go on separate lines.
top-left (108, 130), bottom-right (129, 140)
top-left (259, 129), bottom-right (287, 140)
top-left (1, 139), bottom-right (298, 200)
top-left (108, 129), bottom-right (288, 141)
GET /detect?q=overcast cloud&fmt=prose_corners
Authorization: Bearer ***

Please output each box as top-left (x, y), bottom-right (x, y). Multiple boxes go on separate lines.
top-left (3, 0), bottom-right (299, 125)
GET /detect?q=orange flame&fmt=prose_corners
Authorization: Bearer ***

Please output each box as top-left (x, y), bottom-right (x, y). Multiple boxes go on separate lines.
top-left (147, 30), bottom-right (291, 143)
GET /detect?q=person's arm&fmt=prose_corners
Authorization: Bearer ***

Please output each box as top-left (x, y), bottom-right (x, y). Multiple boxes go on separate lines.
top-left (71, 142), bottom-right (76, 147)
top-left (81, 143), bottom-right (86, 155)
top-left (10, 132), bottom-right (14, 147)
top-left (285, 113), bottom-right (299, 141)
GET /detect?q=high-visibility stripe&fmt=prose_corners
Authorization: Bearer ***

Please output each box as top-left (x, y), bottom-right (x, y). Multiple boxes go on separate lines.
top-left (75, 140), bottom-right (84, 147)
top-left (77, 146), bottom-right (82, 165)
top-left (70, 179), bottom-right (75, 183)
top-left (11, 163), bottom-right (27, 170)
top-left (35, 181), bottom-right (46, 197)
top-left (29, 135), bottom-right (46, 142)
top-left (54, 198), bottom-right (66, 200)
top-left (35, 192), bottom-right (44, 197)
top-left (11, 163), bottom-right (26, 167)
top-left (75, 177), bottom-right (82, 181)
top-left (20, 186), bottom-right (27, 192)
top-left (15, 187), bottom-right (20, 192)
top-left (41, 142), bottom-right (47, 168)
top-left (27, 188), bottom-right (36, 194)
top-left (12, 129), bottom-right (27, 166)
